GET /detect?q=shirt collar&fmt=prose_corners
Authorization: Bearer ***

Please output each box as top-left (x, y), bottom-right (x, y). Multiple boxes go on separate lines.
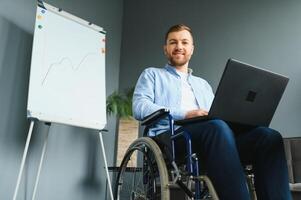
top-left (164, 64), bottom-right (193, 76)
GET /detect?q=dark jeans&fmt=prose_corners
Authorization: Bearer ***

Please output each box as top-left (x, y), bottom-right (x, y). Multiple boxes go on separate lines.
top-left (176, 119), bottom-right (292, 200)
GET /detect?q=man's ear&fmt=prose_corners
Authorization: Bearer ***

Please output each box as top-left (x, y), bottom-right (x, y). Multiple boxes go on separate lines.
top-left (191, 45), bottom-right (194, 55)
top-left (163, 45), bottom-right (167, 55)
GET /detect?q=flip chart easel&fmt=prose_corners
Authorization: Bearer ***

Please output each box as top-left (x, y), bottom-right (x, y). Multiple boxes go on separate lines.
top-left (12, 1), bottom-right (113, 199)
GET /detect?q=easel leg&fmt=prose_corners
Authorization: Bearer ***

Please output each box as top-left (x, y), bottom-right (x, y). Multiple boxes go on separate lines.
top-left (31, 123), bottom-right (51, 200)
top-left (98, 131), bottom-right (114, 200)
top-left (13, 121), bottom-right (35, 200)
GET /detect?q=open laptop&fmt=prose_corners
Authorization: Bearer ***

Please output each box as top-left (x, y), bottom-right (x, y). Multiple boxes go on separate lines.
top-left (175, 58), bottom-right (289, 127)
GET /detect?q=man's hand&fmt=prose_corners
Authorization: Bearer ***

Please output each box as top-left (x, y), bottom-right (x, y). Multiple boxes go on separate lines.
top-left (185, 109), bottom-right (208, 119)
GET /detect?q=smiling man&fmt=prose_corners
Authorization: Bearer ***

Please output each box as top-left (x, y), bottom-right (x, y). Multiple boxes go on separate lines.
top-left (164, 28), bottom-right (194, 71)
top-left (132, 24), bottom-right (291, 199)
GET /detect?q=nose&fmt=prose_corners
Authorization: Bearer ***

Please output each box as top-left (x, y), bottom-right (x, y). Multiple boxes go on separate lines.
top-left (175, 42), bottom-right (183, 50)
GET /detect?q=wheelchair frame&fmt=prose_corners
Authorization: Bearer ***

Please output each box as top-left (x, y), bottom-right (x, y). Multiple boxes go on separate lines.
top-left (114, 109), bottom-right (256, 200)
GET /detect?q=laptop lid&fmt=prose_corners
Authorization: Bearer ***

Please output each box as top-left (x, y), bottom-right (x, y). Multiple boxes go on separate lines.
top-left (209, 59), bottom-right (289, 127)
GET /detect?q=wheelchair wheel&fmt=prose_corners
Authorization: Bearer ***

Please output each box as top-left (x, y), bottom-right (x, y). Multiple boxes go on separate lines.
top-left (115, 137), bottom-right (170, 200)
top-left (183, 175), bottom-right (219, 200)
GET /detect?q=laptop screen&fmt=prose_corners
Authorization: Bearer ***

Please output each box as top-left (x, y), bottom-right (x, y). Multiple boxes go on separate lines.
top-left (209, 59), bottom-right (289, 127)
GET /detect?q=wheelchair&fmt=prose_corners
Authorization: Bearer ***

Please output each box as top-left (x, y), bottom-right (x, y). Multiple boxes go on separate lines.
top-left (114, 109), bottom-right (257, 200)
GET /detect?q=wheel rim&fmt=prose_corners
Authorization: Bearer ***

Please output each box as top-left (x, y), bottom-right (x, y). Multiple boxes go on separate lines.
top-left (115, 138), bottom-right (169, 200)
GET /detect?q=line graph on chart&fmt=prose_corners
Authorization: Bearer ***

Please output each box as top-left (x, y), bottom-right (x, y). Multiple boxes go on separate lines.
top-left (41, 52), bottom-right (100, 85)
top-left (27, 3), bottom-right (107, 129)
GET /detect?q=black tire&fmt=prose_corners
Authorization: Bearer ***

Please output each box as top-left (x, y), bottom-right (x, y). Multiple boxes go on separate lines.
top-left (114, 137), bottom-right (170, 200)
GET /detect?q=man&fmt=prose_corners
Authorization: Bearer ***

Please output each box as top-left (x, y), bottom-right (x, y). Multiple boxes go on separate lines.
top-left (133, 24), bottom-right (291, 200)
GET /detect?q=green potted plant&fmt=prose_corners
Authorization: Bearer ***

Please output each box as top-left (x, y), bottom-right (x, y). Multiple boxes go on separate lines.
top-left (106, 87), bottom-right (134, 118)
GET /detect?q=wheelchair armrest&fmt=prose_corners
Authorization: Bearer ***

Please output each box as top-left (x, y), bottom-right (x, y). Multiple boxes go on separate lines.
top-left (141, 108), bottom-right (170, 126)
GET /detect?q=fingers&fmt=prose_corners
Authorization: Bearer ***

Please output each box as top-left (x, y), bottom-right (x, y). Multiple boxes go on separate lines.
top-left (197, 109), bottom-right (208, 116)
top-left (185, 109), bottom-right (208, 119)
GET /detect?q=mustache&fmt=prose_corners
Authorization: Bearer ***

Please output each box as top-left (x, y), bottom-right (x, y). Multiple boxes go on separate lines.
top-left (172, 50), bottom-right (185, 54)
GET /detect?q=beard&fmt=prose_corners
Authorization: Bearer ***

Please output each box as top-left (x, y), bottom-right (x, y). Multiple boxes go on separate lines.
top-left (167, 54), bottom-right (190, 67)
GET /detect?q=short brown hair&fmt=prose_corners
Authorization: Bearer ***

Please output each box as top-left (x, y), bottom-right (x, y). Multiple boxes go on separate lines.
top-left (164, 24), bottom-right (193, 44)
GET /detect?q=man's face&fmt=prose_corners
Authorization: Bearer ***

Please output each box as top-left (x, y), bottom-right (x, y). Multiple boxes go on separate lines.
top-left (164, 30), bottom-right (194, 67)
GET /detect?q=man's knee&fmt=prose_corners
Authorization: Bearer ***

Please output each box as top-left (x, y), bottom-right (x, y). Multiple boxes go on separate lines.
top-left (206, 119), bottom-right (234, 140)
top-left (207, 119), bottom-right (231, 131)
top-left (186, 119), bottom-right (235, 145)
top-left (208, 119), bottom-right (229, 130)
top-left (255, 127), bottom-right (284, 147)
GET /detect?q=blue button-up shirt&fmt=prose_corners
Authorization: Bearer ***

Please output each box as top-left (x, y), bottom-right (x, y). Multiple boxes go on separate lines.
top-left (133, 64), bottom-right (214, 136)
